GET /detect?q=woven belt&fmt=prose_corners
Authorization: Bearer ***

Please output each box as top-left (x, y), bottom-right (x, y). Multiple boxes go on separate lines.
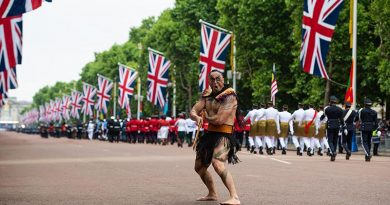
top-left (208, 124), bottom-right (233, 134)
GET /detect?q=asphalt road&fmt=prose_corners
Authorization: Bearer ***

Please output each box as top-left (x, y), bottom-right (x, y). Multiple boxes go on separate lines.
top-left (1, 132), bottom-right (390, 205)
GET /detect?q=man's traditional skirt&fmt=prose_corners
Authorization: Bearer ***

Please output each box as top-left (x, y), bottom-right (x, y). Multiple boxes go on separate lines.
top-left (255, 120), bottom-right (266, 136)
top-left (279, 122), bottom-right (289, 138)
top-left (265, 120), bottom-right (277, 136)
top-left (293, 121), bottom-right (305, 136)
top-left (196, 124), bottom-right (240, 166)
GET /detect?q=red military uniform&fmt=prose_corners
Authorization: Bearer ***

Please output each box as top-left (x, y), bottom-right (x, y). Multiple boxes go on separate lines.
top-left (149, 117), bottom-right (159, 144)
top-left (129, 118), bottom-right (139, 143)
top-left (169, 118), bottom-right (178, 145)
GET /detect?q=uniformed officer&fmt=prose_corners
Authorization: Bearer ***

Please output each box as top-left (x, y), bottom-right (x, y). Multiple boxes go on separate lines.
top-left (321, 96), bottom-right (345, 161)
top-left (342, 102), bottom-right (358, 160)
top-left (358, 98), bottom-right (378, 162)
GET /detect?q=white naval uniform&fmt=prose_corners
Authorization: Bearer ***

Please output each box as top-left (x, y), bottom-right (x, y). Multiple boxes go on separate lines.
top-left (278, 111), bottom-right (292, 149)
top-left (253, 108), bottom-right (266, 149)
top-left (243, 109), bottom-right (258, 148)
top-left (289, 108), bottom-right (305, 151)
top-left (264, 107), bottom-right (280, 149)
top-left (87, 121), bottom-right (95, 140)
top-left (303, 108), bottom-right (318, 154)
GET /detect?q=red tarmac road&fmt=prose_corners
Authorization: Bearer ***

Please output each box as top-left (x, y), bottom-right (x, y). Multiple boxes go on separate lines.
top-left (0, 132), bottom-right (390, 205)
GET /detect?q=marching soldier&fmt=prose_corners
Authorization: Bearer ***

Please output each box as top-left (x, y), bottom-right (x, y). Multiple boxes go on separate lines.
top-left (264, 101), bottom-right (280, 155)
top-left (358, 98), bottom-right (378, 162)
top-left (342, 102), bottom-right (358, 160)
top-left (253, 103), bottom-right (266, 154)
top-left (278, 105), bottom-right (292, 154)
top-left (289, 103), bottom-right (305, 155)
top-left (321, 96), bottom-right (345, 161)
top-left (303, 105), bottom-right (318, 156)
top-left (242, 104), bottom-right (258, 154)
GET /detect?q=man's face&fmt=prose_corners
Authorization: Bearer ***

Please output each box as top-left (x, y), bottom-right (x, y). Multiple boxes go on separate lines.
top-left (209, 72), bottom-right (224, 92)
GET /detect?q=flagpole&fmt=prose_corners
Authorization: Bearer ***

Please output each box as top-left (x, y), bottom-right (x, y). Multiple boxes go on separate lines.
top-left (352, 0), bottom-right (357, 109)
top-left (199, 19), bottom-right (232, 34)
top-left (148, 47), bottom-right (164, 55)
top-left (173, 66), bottom-right (176, 118)
top-left (272, 63), bottom-right (275, 106)
top-left (137, 77), bottom-right (141, 120)
top-left (113, 77), bottom-right (117, 118)
top-left (232, 34), bottom-right (237, 91)
top-left (97, 73), bottom-right (113, 81)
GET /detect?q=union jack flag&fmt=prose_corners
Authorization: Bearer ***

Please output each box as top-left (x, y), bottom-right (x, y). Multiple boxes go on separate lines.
top-left (199, 23), bottom-right (231, 92)
top-left (300, 0), bottom-right (344, 79)
top-left (70, 90), bottom-right (82, 119)
top-left (61, 95), bottom-right (71, 121)
top-left (0, 15), bottom-right (22, 90)
top-left (0, 67), bottom-right (17, 92)
top-left (81, 83), bottom-right (96, 118)
top-left (39, 104), bottom-right (45, 121)
top-left (118, 64), bottom-right (138, 111)
top-left (0, 0), bottom-right (48, 18)
top-left (44, 102), bottom-right (51, 122)
top-left (147, 50), bottom-right (170, 108)
top-left (0, 92), bottom-right (6, 107)
top-left (55, 98), bottom-right (62, 122)
top-left (50, 99), bottom-right (56, 121)
top-left (95, 75), bottom-right (113, 115)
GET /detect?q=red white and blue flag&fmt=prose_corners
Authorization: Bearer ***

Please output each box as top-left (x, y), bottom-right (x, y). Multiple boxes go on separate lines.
top-left (300, 0), bottom-right (343, 79)
top-left (118, 64), bottom-right (138, 112)
top-left (0, 15), bottom-right (22, 92)
top-left (0, 92), bottom-right (6, 107)
top-left (199, 23), bottom-right (231, 92)
top-left (70, 90), bottom-right (82, 119)
top-left (44, 102), bottom-right (50, 122)
top-left (38, 104), bottom-right (45, 121)
top-left (147, 50), bottom-right (170, 108)
top-left (50, 99), bottom-right (56, 121)
top-left (81, 83), bottom-right (96, 118)
top-left (0, 0), bottom-right (50, 18)
top-left (96, 75), bottom-right (113, 115)
top-left (61, 95), bottom-right (71, 121)
top-left (55, 97), bottom-right (62, 122)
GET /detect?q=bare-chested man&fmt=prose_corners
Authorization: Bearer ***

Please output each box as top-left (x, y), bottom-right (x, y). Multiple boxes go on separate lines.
top-left (190, 70), bottom-right (240, 205)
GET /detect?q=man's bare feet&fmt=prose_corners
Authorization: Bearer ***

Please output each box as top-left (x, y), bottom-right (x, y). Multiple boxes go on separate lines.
top-left (220, 197), bottom-right (240, 205)
top-left (196, 195), bottom-right (218, 201)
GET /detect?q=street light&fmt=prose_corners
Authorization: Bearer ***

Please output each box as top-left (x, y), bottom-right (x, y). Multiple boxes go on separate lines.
top-left (226, 70), bottom-right (241, 90)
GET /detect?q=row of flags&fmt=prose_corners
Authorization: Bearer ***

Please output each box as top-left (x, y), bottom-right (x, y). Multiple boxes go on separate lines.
top-left (0, 0), bottom-right (51, 107)
top-left (21, 64), bottom-right (138, 124)
top-left (20, 0), bottom-right (355, 123)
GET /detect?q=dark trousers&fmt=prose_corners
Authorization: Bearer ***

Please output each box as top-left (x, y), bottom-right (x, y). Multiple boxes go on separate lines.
top-left (234, 131), bottom-right (244, 148)
top-left (373, 143), bottom-right (380, 155)
top-left (342, 130), bottom-right (353, 154)
top-left (338, 135), bottom-right (343, 153)
top-left (327, 129), bottom-right (339, 155)
top-left (130, 131), bottom-right (138, 143)
top-left (244, 131), bottom-right (250, 148)
top-left (361, 131), bottom-right (372, 157)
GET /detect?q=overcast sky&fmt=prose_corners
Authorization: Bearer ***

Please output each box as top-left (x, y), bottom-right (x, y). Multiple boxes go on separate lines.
top-left (10, 0), bottom-right (175, 102)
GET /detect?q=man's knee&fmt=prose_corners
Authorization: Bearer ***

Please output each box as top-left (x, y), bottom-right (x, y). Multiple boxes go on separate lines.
top-left (194, 161), bottom-right (206, 174)
top-left (211, 159), bottom-right (225, 175)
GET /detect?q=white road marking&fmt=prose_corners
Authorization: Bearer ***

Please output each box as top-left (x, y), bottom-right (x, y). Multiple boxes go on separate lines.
top-left (270, 157), bottom-right (291, 165)
top-left (0, 156), bottom-right (194, 165)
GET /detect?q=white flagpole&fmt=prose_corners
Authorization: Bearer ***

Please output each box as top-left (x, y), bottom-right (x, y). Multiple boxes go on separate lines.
top-left (352, 0), bottom-right (357, 109)
top-left (137, 77), bottom-right (141, 120)
top-left (199, 19), bottom-right (232, 34)
top-left (232, 34), bottom-right (237, 91)
top-left (148, 47), bottom-right (165, 55)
